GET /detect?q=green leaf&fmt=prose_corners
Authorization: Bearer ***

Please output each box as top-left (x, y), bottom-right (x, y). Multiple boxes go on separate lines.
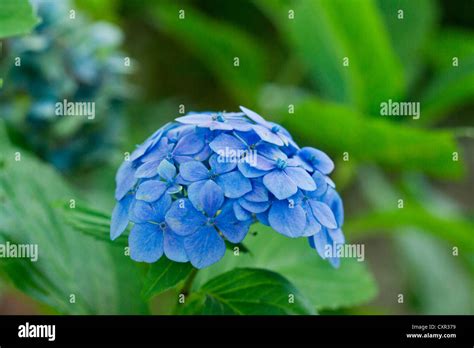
top-left (0, 0), bottom-right (40, 39)
top-left (345, 209), bottom-right (474, 252)
top-left (182, 268), bottom-right (315, 315)
top-left (151, 1), bottom-right (268, 105)
top-left (195, 226), bottom-right (377, 311)
top-left (60, 200), bottom-right (195, 302)
top-left (395, 231), bottom-right (473, 314)
top-left (420, 57), bottom-right (474, 124)
top-left (419, 29), bottom-right (474, 124)
top-left (376, 0), bottom-right (438, 87)
top-left (257, 0), bottom-right (404, 112)
top-left (76, 0), bottom-right (120, 22)
top-left (263, 92), bottom-right (464, 179)
top-left (352, 168), bottom-right (474, 252)
top-left (141, 258), bottom-right (194, 300)
top-left (0, 121), bottom-right (147, 314)
top-left (60, 201), bottom-right (128, 247)
top-left (427, 29), bottom-right (474, 72)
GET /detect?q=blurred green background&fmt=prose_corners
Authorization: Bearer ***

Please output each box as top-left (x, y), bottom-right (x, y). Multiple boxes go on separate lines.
top-left (0, 0), bottom-right (473, 315)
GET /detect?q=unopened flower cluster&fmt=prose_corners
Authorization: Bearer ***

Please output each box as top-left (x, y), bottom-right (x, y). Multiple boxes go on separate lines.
top-left (0, 0), bottom-right (128, 171)
top-left (111, 107), bottom-right (345, 268)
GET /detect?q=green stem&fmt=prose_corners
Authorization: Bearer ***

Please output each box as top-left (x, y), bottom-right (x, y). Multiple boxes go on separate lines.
top-left (173, 268), bottom-right (198, 314)
top-left (181, 268), bottom-right (198, 297)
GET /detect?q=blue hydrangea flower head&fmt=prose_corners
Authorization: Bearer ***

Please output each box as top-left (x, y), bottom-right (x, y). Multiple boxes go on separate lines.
top-left (111, 107), bottom-right (345, 269)
top-left (0, 0), bottom-right (129, 171)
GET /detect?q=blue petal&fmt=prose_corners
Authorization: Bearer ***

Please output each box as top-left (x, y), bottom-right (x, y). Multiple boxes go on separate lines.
top-left (291, 154), bottom-right (314, 172)
top-left (243, 180), bottom-right (268, 202)
top-left (110, 194), bottom-right (133, 240)
top-left (135, 180), bottom-right (167, 202)
top-left (268, 200), bottom-right (307, 238)
top-left (166, 184), bottom-right (182, 195)
top-left (311, 228), bottom-right (340, 267)
top-left (129, 223), bottom-right (164, 263)
top-left (187, 180), bottom-right (207, 211)
top-left (165, 198), bottom-right (206, 236)
top-left (328, 228), bottom-right (345, 245)
top-left (309, 200), bottom-right (338, 229)
top-left (193, 145), bottom-right (212, 161)
top-left (184, 226), bottom-right (226, 269)
top-left (252, 124), bottom-right (284, 146)
top-left (115, 161), bottom-right (137, 200)
top-left (277, 132), bottom-right (290, 147)
top-left (257, 144), bottom-right (287, 161)
top-left (176, 114), bottom-right (212, 125)
top-left (238, 198), bottom-right (270, 214)
top-left (129, 127), bottom-right (165, 161)
top-left (209, 133), bottom-right (247, 154)
top-left (253, 154), bottom-right (276, 170)
top-left (238, 162), bottom-right (268, 178)
top-left (173, 154), bottom-right (195, 164)
top-left (269, 122), bottom-right (292, 146)
top-left (223, 112), bottom-right (245, 117)
top-left (308, 236), bottom-right (315, 249)
top-left (129, 200), bottom-right (155, 223)
top-left (216, 202), bottom-right (251, 243)
top-left (157, 159), bottom-right (176, 181)
top-left (130, 194), bottom-right (172, 223)
top-left (263, 170), bottom-right (298, 200)
top-left (234, 129), bottom-right (261, 146)
top-left (206, 121), bottom-right (234, 131)
top-left (167, 124), bottom-right (197, 141)
top-left (135, 160), bottom-right (160, 179)
top-left (227, 119), bottom-right (253, 132)
top-left (175, 173), bottom-right (193, 186)
top-left (311, 229), bottom-right (330, 259)
top-left (215, 171), bottom-right (252, 198)
top-left (199, 180), bottom-right (224, 216)
top-left (328, 256), bottom-right (341, 268)
top-left (284, 167), bottom-right (316, 191)
top-left (164, 231), bottom-right (189, 262)
top-left (302, 203), bottom-right (322, 237)
top-left (129, 139), bottom-right (155, 162)
top-left (179, 161), bottom-right (209, 182)
top-left (209, 153), bottom-right (236, 174)
top-left (217, 217), bottom-right (251, 243)
top-left (149, 194), bottom-right (172, 221)
top-left (233, 201), bottom-right (252, 221)
top-left (256, 211), bottom-right (270, 226)
top-left (324, 187), bottom-right (344, 226)
top-left (325, 175), bottom-right (336, 188)
top-left (140, 138), bottom-right (169, 162)
top-left (299, 147), bottom-right (334, 174)
top-left (239, 105), bottom-right (270, 127)
top-left (173, 132), bottom-right (205, 155)
top-left (288, 190), bottom-right (305, 205)
top-left (307, 171), bottom-right (328, 197)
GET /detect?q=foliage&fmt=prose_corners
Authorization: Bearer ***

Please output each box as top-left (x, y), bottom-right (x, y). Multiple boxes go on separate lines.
top-left (262, 92), bottom-right (463, 178)
top-left (0, 122), bottom-right (147, 314)
top-left (0, 0), bottom-right (472, 315)
top-left (195, 224), bottom-right (377, 311)
top-left (179, 268), bottom-right (315, 315)
top-left (0, 0), bottom-right (39, 39)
